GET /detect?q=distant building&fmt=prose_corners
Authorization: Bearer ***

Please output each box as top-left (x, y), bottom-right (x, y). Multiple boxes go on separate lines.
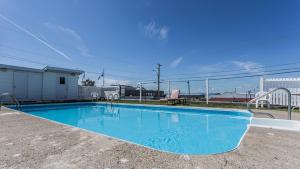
top-left (209, 92), bottom-right (254, 102)
top-left (179, 94), bottom-right (205, 101)
top-left (0, 64), bottom-right (84, 102)
top-left (119, 85), bottom-right (164, 100)
top-left (79, 85), bottom-right (165, 100)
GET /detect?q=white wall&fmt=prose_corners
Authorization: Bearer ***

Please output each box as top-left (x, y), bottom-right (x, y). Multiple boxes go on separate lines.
top-left (56, 73), bottom-right (68, 100)
top-left (43, 72), bottom-right (80, 100)
top-left (28, 72), bottom-right (43, 100)
top-left (67, 76), bottom-right (79, 99)
top-left (13, 71), bottom-right (28, 100)
top-left (43, 72), bottom-right (58, 100)
top-left (0, 70), bottom-right (13, 101)
top-left (78, 86), bottom-right (120, 99)
top-left (79, 86), bottom-right (103, 99)
top-left (0, 70), bottom-right (44, 101)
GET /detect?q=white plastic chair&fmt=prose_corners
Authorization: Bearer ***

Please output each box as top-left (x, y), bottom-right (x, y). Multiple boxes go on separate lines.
top-left (91, 92), bottom-right (99, 100)
top-left (104, 91), bottom-right (119, 100)
top-left (255, 91), bottom-right (271, 108)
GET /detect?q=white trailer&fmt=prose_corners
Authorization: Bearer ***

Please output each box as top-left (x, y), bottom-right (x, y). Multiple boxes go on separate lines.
top-left (0, 64), bottom-right (84, 102)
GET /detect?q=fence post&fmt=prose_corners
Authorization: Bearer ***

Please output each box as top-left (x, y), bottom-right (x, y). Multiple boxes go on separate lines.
top-left (259, 77), bottom-right (264, 108)
top-left (139, 82), bottom-right (142, 102)
top-left (168, 80), bottom-right (171, 98)
top-left (260, 76), bottom-right (264, 92)
top-left (206, 79), bottom-right (209, 104)
top-left (187, 80), bottom-right (190, 97)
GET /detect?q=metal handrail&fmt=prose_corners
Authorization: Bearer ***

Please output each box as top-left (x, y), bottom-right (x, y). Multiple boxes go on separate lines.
top-left (106, 93), bottom-right (115, 107)
top-left (0, 93), bottom-right (21, 111)
top-left (247, 87), bottom-right (292, 120)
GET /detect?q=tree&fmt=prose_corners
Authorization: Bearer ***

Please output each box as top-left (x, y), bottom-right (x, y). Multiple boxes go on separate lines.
top-left (82, 79), bottom-right (95, 86)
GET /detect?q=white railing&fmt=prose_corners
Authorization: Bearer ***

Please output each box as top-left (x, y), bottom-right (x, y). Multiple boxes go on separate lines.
top-left (0, 93), bottom-right (21, 111)
top-left (261, 77), bottom-right (300, 107)
top-left (247, 88), bottom-right (292, 120)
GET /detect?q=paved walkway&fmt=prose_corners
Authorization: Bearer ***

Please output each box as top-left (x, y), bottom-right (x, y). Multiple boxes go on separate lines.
top-left (253, 109), bottom-right (300, 120)
top-left (1, 107), bottom-right (300, 169)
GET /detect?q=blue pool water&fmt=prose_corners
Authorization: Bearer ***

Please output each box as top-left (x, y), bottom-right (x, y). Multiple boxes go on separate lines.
top-left (20, 103), bottom-right (252, 155)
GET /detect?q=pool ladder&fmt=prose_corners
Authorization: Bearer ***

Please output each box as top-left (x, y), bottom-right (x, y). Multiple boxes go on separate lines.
top-left (106, 93), bottom-right (114, 107)
top-left (247, 87), bottom-right (292, 120)
top-left (0, 92), bottom-right (21, 111)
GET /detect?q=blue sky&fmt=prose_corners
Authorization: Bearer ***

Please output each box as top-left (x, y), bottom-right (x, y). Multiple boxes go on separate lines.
top-left (0, 0), bottom-right (300, 93)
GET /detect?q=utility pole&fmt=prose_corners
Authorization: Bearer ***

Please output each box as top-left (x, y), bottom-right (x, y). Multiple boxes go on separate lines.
top-left (102, 69), bottom-right (105, 87)
top-left (156, 63), bottom-right (162, 98)
top-left (248, 90), bottom-right (252, 101)
top-left (187, 80), bottom-right (191, 103)
top-left (187, 80), bottom-right (190, 97)
top-left (168, 80), bottom-right (171, 98)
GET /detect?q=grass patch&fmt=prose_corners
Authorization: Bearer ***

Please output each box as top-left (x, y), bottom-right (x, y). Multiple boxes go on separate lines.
top-left (107, 99), bottom-right (299, 112)
top-left (109, 100), bottom-right (249, 109)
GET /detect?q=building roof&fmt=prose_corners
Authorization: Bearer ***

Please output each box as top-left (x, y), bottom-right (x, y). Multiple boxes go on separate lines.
top-left (0, 64), bottom-right (84, 75)
top-left (43, 66), bottom-right (84, 75)
top-left (0, 64), bottom-right (43, 73)
top-left (210, 92), bottom-right (254, 99)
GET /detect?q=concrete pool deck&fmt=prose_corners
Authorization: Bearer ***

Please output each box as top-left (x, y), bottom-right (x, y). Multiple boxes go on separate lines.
top-left (1, 107), bottom-right (300, 169)
top-left (253, 109), bottom-right (300, 120)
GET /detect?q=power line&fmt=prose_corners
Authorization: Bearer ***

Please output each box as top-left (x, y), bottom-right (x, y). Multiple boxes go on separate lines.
top-left (84, 71), bottom-right (156, 82)
top-left (162, 67), bottom-right (300, 81)
top-left (166, 70), bottom-right (300, 83)
top-left (2, 52), bottom-right (300, 86)
top-left (209, 70), bottom-right (300, 81)
top-left (162, 60), bottom-right (300, 78)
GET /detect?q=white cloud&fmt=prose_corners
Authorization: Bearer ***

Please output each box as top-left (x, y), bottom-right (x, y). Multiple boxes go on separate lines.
top-left (232, 61), bottom-right (263, 73)
top-left (43, 22), bottom-right (91, 57)
top-left (0, 13), bottom-right (71, 60)
top-left (192, 61), bottom-right (263, 76)
top-left (170, 57), bottom-right (183, 68)
top-left (143, 20), bottom-right (169, 40)
top-left (159, 26), bottom-right (169, 40)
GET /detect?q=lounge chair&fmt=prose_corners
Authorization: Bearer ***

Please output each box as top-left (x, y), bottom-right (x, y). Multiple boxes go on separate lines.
top-left (161, 89), bottom-right (186, 105)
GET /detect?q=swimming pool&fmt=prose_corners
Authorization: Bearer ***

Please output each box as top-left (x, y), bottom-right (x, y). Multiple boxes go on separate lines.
top-left (20, 103), bottom-right (252, 155)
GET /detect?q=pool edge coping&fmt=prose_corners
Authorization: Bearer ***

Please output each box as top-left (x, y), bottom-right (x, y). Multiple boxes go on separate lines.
top-left (250, 117), bottom-right (300, 132)
top-left (10, 101), bottom-right (252, 115)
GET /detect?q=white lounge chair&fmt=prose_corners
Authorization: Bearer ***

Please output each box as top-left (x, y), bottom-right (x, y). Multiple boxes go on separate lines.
top-left (161, 89), bottom-right (186, 105)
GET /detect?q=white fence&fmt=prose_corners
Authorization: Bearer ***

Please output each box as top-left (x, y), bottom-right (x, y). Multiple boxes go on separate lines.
top-left (78, 86), bottom-right (119, 100)
top-left (267, 88), bottom-right (300, 106)
top-left (262, 78), bottom-right (300, 106)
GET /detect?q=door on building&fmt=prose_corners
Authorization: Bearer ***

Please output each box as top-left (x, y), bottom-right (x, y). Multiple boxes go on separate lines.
top-left (56, 75), bottom-right (68, 99)
top-left (13, 71), bottom-right (28, 100)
